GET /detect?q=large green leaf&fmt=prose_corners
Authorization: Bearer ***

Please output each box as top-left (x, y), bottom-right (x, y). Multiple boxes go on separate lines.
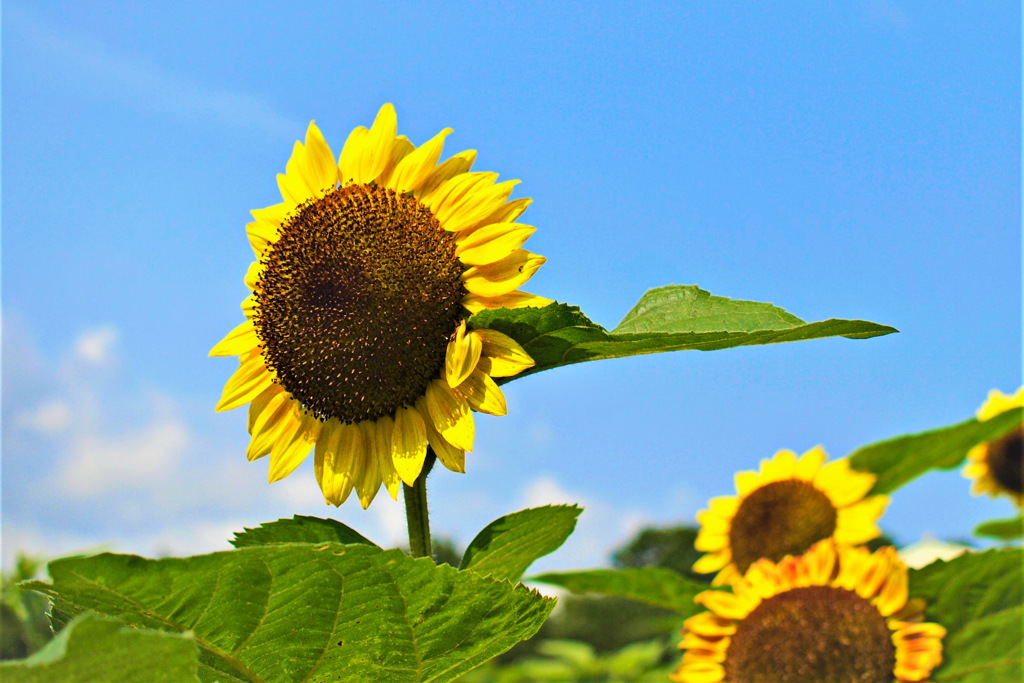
top-left (0, 613), bottom-right (199, 682)
top-left (528, 567), bottom-right (706, 616)
top-left (910, 548), bottom-right (1023, 682)
top-left (230, 515), bottom-right (376, 548)
top-left (973, 516), bottom-right (1023, 541)
top-left (25, 544), bottom-right (554, 683)
top-left (469, 285), bottom-right (896, 382)
top-left (849, 407), bottom-right (1022, 495)
top-left (460, 505), bottom-right (581, 582)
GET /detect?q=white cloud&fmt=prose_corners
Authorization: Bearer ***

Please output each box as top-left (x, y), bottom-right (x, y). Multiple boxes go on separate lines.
top-left (16, 399), bottom-right (72, 433)
top-left (73, 326), bottom-right (118, 364)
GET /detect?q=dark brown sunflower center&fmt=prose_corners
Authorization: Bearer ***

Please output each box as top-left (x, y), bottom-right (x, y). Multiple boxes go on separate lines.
top-left (986, 426), bottom-right (1023, 495)
top-left (729, 479), bottom-right (838, 573)
top-left (725, 585), bottom-right (895, 682)
top-left (253, 184), bottom-right (466, 423)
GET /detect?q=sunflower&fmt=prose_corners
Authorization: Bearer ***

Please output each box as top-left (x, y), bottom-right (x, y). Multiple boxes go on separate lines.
top-left (211, 104), bottom-right (551, 508)
top-left (962, 387), bottom-right (1023, 507)
top-left (693, 446), bottom-right (889, 586)
top-left (673, 540), bottom-right (945, 683)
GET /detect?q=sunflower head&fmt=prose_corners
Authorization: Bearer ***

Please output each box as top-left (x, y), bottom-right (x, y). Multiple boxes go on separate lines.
top-left (963, 387), bottom-right (1024, 508)
top-left (673, 540), bottom-right (946, 683)
top-left (212, 104), bottom-right (552, 508)
top-left (692, 446), bottom-right (889, 586)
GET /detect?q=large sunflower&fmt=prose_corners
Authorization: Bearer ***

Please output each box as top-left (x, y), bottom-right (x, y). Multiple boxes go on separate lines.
top-left (693, 446), bottom-right (888, 586)
top-left (673, 540), bottom-right (946, 683)
top-left (962, 387), bottom-right (1023, 507)
top-left (212, 104), bottom-right (550, 508)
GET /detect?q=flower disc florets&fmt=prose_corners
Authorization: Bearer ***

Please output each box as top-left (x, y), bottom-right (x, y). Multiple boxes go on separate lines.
top-left (255, 184), bottom-right (466, 423)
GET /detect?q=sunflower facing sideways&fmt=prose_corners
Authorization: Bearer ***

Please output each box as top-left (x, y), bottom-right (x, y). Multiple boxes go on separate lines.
top-left (673, 540), bottom-right (945, 683)
top-left (693, 446), bottom-right (889, 586)
top-left (212, 104), bottom-right (550, 508)
top-left (962, 386), bottom-right (1023, 507)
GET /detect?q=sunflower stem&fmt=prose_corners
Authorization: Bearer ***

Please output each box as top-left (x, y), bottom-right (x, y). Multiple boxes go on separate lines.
top-left (404, 449), bottom-right (437, 559)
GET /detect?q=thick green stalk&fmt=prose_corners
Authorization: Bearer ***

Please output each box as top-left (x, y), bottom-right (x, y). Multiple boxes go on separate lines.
top-left (404, 448), bottom-right (437, 559)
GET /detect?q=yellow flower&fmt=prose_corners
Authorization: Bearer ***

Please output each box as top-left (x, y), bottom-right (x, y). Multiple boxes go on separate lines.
top-left (212, 104), bottom-right (551, 508)
top-left (693, 446), bottom-right (889, 586)
top-left (962, 387), bottom-right (1023, 507)
top-left (673, 540), bottom-right (946, 683)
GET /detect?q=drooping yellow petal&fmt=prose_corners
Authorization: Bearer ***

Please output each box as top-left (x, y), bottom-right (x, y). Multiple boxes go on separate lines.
top-left (314, 419), bottom-right (361, 506)
top-left (417, 397), bottom-right (465, 473)
top-left (392, 405), bottom-right (428, 486)
top-left (248, 383), bottom-right (284, 434)
top-left (692, 552), bottom-right (730, 574)
top-left (388, 128), bottom-right (453, 194)
top-left (445, 320), bottom-right (482, 388)
top-left (473, 328), bottom-right (534, 377)
top-left (267, 412), bottom-right (319, 483)
top-left (455, 369), bottom-right (507, 416)
top-left (425, 380), bottom-right (474, 452)
top-left (216, 355), bottom-right (274, 412)
top-left (210, 320), bottom-right (259, 357)
top-left (246, 389), bottom-right (298, 461)
top-left (356, 418), bottom-right (386, 508)
top-left (462, 290), bottom-right (553, 313)
top-left (416, 150), bottom-right (476, 199)
top-left (462, 249), bottom-right (546, 298)
top-left (455, 222), bottom-right (536, 266)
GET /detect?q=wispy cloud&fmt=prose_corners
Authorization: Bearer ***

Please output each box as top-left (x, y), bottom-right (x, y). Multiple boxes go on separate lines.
top-left (7, 4), bottom-right (299, 138)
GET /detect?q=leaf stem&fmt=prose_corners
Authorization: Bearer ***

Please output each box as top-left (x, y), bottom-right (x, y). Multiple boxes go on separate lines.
top-left (404, 448), bottom-right (436, 559)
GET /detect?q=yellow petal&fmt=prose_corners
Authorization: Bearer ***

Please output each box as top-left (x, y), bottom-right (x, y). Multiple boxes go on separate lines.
top-left (422, 172), bottom-right (499, 226)
top-left (244, 261), bottom-right (262, 290)
top-left (358, 103), bottom-right (398, 185)
top-left (376, 136), bottom-right (415, 189)
top-left (241, 294), bottom-right (257, 319)
top-left (417, 397), bottom-right (465, 473)
top-left (473, 328), bottom-right (534, 377)
top-left (392, 405), bottom-right (428, 486)
top-left (388, 128), bottom-right (453, 194)
top-left (692, 552), bottom-right (730, 574)
top-left (277, 122), bottom-right (337, 205)
top-left (416, 149), bottom-right (476, 198)
top-left (437, 178), bottom-right (520, 233)
top-left (338, 126), bottom-right (369, 184)
top-left (455, 222), bottom-right (537, 267)
top-left (734, 471), bottom-right (760, 497)
top-left (267, 411), bottom-right (319, 483)
top-left (462, 290), bottom-right (553, 313)
top-left (425, 380), bottom-right (474, 452)
top-left (210, 320), bottom-right (259, 357)
top-left (445, 320), bottom-right (482, 388)
top-left (247, 390), bottom-right (299, 461)
top-left (833, 496), bottom-right (889, 544)
top-left (248, 383), bottom-right (284, 434)
top-left (462, 249), bottom-right (546, 298)
top-left (794, 445), bottom-right (827, 480)
top-left (456, 369), bottom-right (507, 416)
top-left (694, 591), bottom-right (751, 620)
top-left (314, 419), bottom-right (361, 506)
top-left (216, 355), bottom-right (274, 412)
top-left (761, 449), bottom-right (798, 480)
top-left (352, 419), bottom-right (384, 508)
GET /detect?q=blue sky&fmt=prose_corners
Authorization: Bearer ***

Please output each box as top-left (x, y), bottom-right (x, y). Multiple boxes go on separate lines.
top-left (2, 1), bottom-right (1020, 571)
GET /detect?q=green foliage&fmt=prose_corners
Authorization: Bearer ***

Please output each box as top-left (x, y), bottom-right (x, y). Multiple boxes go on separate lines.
top-left (461, 505), bottom-right (581, 582)
top-left (529, 567), bottom-right (706, 617)
top-left (0, 555), bottom-right (52, 660)
top-left (611, 526), bottom-right (710, 584)
top-left (910, 548), bottom-right (1023, 682)
top-left (0, 614), bottom-right (199, 682)
top-left (459, 638), bottom-right (673, 683)
top-left (973, 516), bottom-right (1023, 541)
top-left (24, 544), bottom-right (554, 683)
top-left (230, 514), bottom-right (376, 547)
top-left (849, 406), bottom-right (1023, 495)
top-left (469, 285), bottom-right (897, 383)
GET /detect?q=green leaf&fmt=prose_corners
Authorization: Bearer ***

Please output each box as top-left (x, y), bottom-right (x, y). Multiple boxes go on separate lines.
top-left (0, 613), bottom-right (199, 682)
top-left (24, 544), bottom-right (554, 683)
top-left (973, 516), bottom-right (1023, 540)
top-left (461, 505), bottom-right (581, 582)
top-left (529, 567), bottom-right (706, 616)
top-left (849, 407), bottom-right (1022, 495)
top-left (230, 515), bottom-right (376, 548)
top-left (909, 548), bottom-right (1023, 682)
top-left (469, 285), bottom-right (896, 382)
